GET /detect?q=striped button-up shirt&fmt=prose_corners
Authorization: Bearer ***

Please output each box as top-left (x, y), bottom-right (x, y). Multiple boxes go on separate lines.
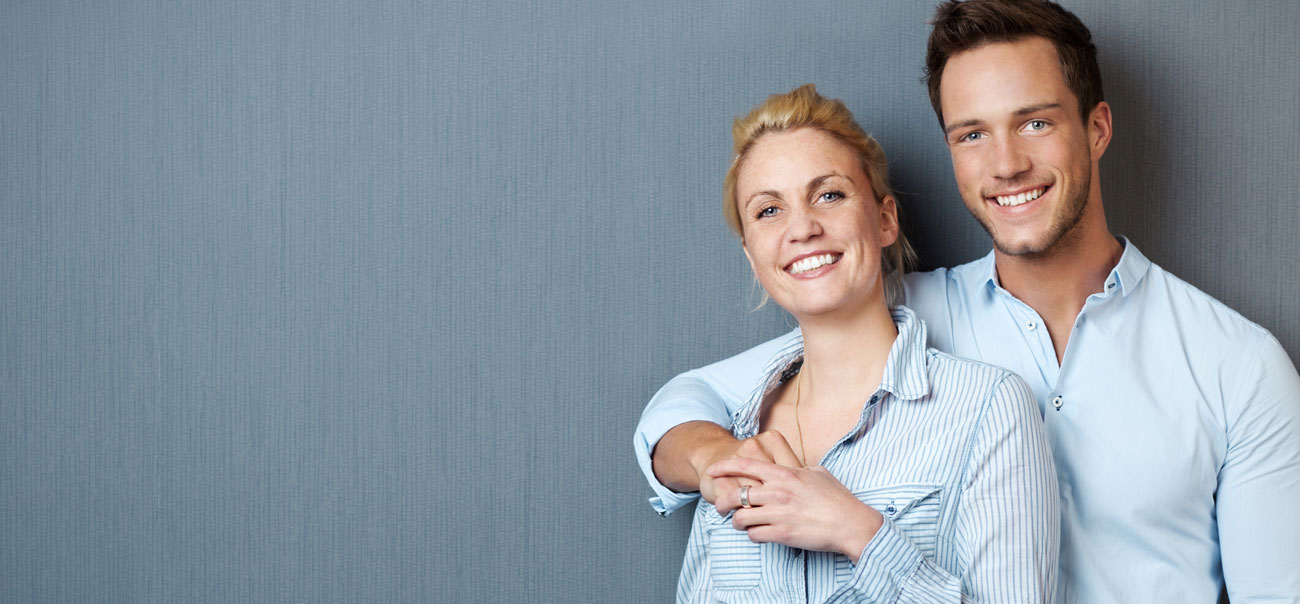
top-left (676, 307), bottom-right (1058, 603)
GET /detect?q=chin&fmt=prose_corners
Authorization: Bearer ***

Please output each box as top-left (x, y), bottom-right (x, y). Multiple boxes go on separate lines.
top-left (992, 237), bottom-right (1053, 257)
top-left (785, 293), bottom-right (872, 321)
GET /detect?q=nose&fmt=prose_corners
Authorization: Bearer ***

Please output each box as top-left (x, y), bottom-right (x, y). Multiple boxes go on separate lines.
top-left (786, 205), bottom-right (823, 242)
top-left (992, 136), bottom-right (1031, 180)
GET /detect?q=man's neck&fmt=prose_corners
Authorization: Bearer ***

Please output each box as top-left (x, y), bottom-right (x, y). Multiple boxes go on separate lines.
top-left (994, 219), bottom-right (1123, 364)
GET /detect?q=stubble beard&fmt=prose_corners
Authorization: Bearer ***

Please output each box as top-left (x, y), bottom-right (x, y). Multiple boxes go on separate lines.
top-left (971, 162), bottom-right (1092, 259)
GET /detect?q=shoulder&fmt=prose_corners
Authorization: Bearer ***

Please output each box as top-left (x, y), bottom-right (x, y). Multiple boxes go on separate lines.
top-left (901, 256), bottom-right (993, 351)
top-left (902, 255), bottom-right (990, 298)
top-left (1133, 261), bottom-right (1300, 417)
top-left (1139, 261), bottom-right (1271, 345)
top-left (924, 348), bottom-right (1038, 415)
top-left (694, 328), bottom-right (801, 381)
top-left (927, 348), bottom-right (1030, 388)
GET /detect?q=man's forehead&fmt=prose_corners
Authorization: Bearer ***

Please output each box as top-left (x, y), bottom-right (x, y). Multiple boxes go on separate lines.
top-left (938, 37), bottom-right (1073, 126)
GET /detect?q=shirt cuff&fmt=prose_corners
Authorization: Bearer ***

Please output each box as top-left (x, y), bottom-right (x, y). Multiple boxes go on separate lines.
top-left (843, 518), bottom-right (960, 602)
top-left (634, 379), bottom-right (735, 516)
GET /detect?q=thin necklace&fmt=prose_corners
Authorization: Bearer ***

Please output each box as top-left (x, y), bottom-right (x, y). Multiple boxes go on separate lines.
top-left (794, 366), bottom-right (807, 467)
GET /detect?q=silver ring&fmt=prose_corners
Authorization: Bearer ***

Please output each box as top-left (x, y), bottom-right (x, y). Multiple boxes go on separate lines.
top-left (740, 484), bottom-right (752, 509)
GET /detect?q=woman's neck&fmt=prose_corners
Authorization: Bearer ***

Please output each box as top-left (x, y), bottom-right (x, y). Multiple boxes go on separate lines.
top-left (796, 302), bottom-right (898, 411)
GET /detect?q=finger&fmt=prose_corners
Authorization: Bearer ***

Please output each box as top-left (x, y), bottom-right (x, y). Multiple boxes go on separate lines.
top-left (707, 457), bottom-right (789, 483)
top-left (709, 476), bottom-right (741, 511)
top-left (712, 479), bottom-right (740, 513)
top-left (752, 431), bottom-right (803, 467)
top-left (741, 524), bottom-right (791, 545)
top-left (731, 507), bottom-right (771, 531)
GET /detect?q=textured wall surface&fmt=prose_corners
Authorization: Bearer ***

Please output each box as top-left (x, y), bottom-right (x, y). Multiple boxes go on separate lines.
top-left (2, 1), bottom-right (1297, 602)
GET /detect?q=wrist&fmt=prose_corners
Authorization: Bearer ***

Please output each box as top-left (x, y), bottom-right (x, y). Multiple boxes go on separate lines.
top-left (690, 435), bottom-right (735, 482)
top-left (841, 503), bottom-right (883, 564)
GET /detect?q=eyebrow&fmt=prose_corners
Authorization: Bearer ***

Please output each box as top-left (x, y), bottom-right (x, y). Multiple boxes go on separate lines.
top-left (943, 119), bottom-right (982, 136)
top-left (1013, 102), bottom-right (1063, 116)
top-left (806, 173), bottom-right (844, 193)
top-left (943, 102), bottom-right (1066, 136)
top-left (743, 173), bottom-right (850, 210)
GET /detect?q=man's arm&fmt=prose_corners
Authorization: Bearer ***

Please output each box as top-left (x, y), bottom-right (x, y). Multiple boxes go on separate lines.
top-left (633, 329), bottom-right (799, 516)
top-left (1218, 331), bottom-right (1300, 602)
top-left (651, 421), bottom-right (738, 494)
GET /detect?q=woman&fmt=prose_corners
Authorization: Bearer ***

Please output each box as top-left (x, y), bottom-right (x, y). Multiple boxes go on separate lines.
top-left (676, 84), bottom-right (1058, 602)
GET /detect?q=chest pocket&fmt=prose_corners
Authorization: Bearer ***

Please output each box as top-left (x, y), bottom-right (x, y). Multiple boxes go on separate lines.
top-left (700, 502), bottom-right (764, 594)
top-left (835, 484), bottom-right (943, 584)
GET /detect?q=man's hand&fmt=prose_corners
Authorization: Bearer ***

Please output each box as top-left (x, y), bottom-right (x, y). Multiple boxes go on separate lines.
top-left (709, 458), bottom-right (883, 562)
top-left (702, 431), bottom-right (801, 513)
top-left (651, 423), bottom-right (801, 510)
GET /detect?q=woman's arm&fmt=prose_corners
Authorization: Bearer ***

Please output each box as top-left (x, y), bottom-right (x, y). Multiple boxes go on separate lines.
top-left (936, 373), bottom-right (1059, 602)
top-left (843, 374), bottom-right (1057, 603)
top-left (709, 372), bottom-right (1059, 603)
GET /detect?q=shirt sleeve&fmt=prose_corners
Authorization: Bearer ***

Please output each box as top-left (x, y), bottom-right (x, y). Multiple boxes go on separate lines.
top-left (1217, 331), bottom-right (1300, 602)
top-left (829, 373), bottom-right (1059, 603)
top-left (633, 329), bottom-right (800, 516)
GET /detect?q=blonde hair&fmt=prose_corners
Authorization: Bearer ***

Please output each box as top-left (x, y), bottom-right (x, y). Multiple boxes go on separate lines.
top-left (722, 84), bottom-right (916, 305)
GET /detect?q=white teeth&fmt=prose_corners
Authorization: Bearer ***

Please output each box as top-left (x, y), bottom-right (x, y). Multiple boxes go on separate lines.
top-left (789, 253), bottom-right (838, 275)
top-left (995, 187), bottom-right (1045, 207)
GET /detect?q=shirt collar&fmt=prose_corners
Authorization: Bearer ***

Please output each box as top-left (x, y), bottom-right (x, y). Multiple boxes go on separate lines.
top-left (979, 235), bottom-right (1151, 299)
top-left (731, 306), bottom-right (932, 436)
top-left (1106, 236), bottom-right (1150, 297)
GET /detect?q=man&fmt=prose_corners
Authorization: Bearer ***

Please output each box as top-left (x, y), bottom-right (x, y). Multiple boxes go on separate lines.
top-left (634, 1), bottom-right (1300, 602)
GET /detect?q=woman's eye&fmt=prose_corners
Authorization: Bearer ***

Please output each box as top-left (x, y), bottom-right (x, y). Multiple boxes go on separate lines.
top-left (818, 191), bottom-right (844, 203)
top-left (756, 206), bottom-right (778, 219)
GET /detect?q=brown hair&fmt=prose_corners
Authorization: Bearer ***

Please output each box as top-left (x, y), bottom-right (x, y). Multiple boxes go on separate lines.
top-left (924, 0), bottom-right (1104, 125)
top-left (722, 84), bottom-right (916, 305)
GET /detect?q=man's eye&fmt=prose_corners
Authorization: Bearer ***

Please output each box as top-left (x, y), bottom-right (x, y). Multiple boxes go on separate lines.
top-left (959, 131), bottom-right (984, 143)
top-left (1027, 120), bottom-right (1047, 131)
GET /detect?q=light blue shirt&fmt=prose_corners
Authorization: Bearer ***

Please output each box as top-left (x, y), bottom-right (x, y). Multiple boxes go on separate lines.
top-left (677, 307), bottom-right (1058, 603)
top-left (637, 240), bottom-right (1300, 603)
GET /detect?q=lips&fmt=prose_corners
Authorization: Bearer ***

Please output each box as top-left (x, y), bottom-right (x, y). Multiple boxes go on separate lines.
top-left (991, 185), bottom-right (1049, 207)
top-left (786, 252), bottom-right (842, 275)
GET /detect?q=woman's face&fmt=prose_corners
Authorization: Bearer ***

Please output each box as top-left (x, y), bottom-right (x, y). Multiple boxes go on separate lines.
top-left (735, 127), bottom-right (899, 321)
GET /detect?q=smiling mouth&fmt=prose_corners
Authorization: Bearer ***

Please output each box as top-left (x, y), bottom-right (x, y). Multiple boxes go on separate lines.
top-left (992, 186), bottom-right (1048, 207)
top-left (787, 253), bottom-right (842, 275)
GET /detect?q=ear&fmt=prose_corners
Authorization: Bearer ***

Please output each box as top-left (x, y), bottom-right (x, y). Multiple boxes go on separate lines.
top-left (1088, 101), bottom-right (1113, 161)
top-left (878, 195), bottom-right (900, 248)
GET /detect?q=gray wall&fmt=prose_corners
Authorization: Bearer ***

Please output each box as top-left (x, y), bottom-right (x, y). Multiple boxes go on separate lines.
top-left (2, 1), bottom-right (1296, 602)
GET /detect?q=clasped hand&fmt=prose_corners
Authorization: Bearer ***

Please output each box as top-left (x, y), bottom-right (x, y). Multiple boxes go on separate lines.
top-left (701, 431), bottom-right (882, 563)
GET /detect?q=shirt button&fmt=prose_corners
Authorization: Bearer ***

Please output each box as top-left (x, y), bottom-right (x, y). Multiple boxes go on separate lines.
top-left (1025, 320), bottom-right (1037, 331)
top-left (1051, 396), bottom-right (1063, 410)
top-left (1107, 282), bottom-right (1116, 289)
top-left (885, 503), bottom-right (897, 515)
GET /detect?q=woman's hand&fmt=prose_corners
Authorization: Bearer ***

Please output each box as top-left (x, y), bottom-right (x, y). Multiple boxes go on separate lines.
top-left (709, 458), bottom-right (883, 563)
top-left (698, 431), bottom-right (803, 513)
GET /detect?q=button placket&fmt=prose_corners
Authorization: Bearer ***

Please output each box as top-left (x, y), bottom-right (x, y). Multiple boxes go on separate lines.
top-left (823, 393), bottom-right (883, 470)
top-left (1000, 295), bottom-right (1058, 385)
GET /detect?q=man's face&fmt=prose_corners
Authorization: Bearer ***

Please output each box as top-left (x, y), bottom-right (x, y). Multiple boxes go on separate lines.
top-left (938, 36), bottom-right (1105, 257)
